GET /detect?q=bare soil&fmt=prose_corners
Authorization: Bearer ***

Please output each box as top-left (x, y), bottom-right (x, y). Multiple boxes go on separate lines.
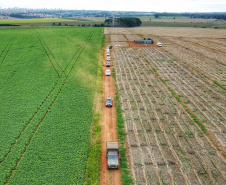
top-left (100, 45), bottom-right (121, 185)
top-left (105, 27), bottom-right (226, 185)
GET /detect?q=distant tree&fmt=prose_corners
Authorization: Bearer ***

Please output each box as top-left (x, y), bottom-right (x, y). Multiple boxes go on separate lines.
top-left (52, 22), bottom-right (55, 26)
top-left (58, 23), bottom-right (61, 26)
top-left (154, 14), bottom-right (159, 19)
top-left (105, 17), bottom-right (142, 27)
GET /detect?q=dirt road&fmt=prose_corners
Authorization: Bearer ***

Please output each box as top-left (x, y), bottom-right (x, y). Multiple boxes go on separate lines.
top-left (100, 45), bottom-right (121, 185)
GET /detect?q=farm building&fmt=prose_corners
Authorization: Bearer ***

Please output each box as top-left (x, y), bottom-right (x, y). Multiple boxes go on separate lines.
top-left (135, 39), bottom-right (153, 44)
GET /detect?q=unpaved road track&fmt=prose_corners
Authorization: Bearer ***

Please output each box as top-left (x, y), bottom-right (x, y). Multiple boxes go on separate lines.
top-left (100, 45), bottom-right (121, 185)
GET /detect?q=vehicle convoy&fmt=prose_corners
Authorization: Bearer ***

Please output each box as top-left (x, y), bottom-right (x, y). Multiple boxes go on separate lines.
top-left (107, 56), bottom-right (110, 61)
top-left (106, 62), bottom-right (110, 67)
top-left (106, 69), bottom-right (111, 76)
top-left (107, 141), bottom-right (119, 169)
top-left (106, 96), bottom-right (112, 107)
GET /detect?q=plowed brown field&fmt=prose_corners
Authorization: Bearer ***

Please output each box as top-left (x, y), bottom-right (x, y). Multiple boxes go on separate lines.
top-left (105, 27), bottom-right (226, 185)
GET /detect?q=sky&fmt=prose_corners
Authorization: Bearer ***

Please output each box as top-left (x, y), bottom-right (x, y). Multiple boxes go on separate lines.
top-left (0, 0), bottom-right (226, 12)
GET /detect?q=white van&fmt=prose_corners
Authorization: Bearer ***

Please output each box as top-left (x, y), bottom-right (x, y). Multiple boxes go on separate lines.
top-left (107, 57), bottom-right (110, 61)
top-left (157, 42), bottom-right (162, 47)
top-left (106, 70), bottom-right (111, 76)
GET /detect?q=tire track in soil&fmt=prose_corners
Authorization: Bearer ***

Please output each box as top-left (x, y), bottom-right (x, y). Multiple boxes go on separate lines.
top-left (0, 35), bottom-right (17, 67)
top-left (100, 45), bottom-right (121, 185)
top-left (4, 31), bottom-right (94, 184)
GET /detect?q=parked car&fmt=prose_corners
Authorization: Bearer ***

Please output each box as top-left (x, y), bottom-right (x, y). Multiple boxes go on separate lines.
top-left (109, 45), bottom-right (112, 49)
top-left (106, 96), bottom-right (113, 107)
top-left (106, 52), bottom-right (110, 56)
top-left (107, 141), bottom-right (119, 169)
top-left (107, 57), bottom-right (110, 61)
top-left (114, 44), bottom-right (120, 47)
top-left (106, 69), bottom-right (111, 76)
top-left (157, 42), bottom-right (162, 47)
top-left (106, 62), bottom-right (110, 67)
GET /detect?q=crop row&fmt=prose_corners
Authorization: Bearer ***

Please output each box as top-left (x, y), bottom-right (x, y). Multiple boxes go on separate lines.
top-left (139, 48), bottom-right (226, 148)
top-left (113, 48), bottom-right (226, 185)
top-left (151, 36), bottom-right (226, 86)
top-left (0, 27), bottom-right (102, 184)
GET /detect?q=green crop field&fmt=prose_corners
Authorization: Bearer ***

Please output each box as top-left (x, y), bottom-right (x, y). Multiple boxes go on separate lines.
top-left (0, 18), bottom-right (75, 24)
top-left (0, 27), bottom-right (103, 184)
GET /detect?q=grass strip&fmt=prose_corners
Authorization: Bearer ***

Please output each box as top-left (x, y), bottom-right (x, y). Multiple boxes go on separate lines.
top-left (213, 80), bottom-right (226, 91)
top-left (84, 29), bottom-right (104, 185)
top-left (112, 68), bottom-right (133, 185)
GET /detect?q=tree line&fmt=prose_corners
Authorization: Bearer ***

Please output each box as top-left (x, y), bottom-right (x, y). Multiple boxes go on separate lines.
top-left (104, 17), bottom-right (142, 27)
top-left (153, 13), bottom-right (226, 20)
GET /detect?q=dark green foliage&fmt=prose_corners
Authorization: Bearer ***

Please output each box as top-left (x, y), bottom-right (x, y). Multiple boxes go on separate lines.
top-left (105, 17), bottom-right (142, 27)
top-left (153, 13), bottom-right (226, 20)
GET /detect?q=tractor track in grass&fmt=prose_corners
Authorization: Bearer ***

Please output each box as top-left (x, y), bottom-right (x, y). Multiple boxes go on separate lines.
top-left (64, 31), bottom-right (94, 77)
top-left (4, 30), bottom-right (95, 185)
top-left (36, 31), bottom-right (64, 75)
top-left (0, 36), bottom-right (16, 58)
top-left (0, 31), bottom-right (62, 165)
top-left (0, 77), bottom-right (60, 165)
top-left (5, 77), bottom-right (67, 185)
top-left (36, 32), bottom-right (61, 77)
top-left (0, 35), bottom-right (17, 67)
top-left (1, 31), bottom-right (95, 166)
